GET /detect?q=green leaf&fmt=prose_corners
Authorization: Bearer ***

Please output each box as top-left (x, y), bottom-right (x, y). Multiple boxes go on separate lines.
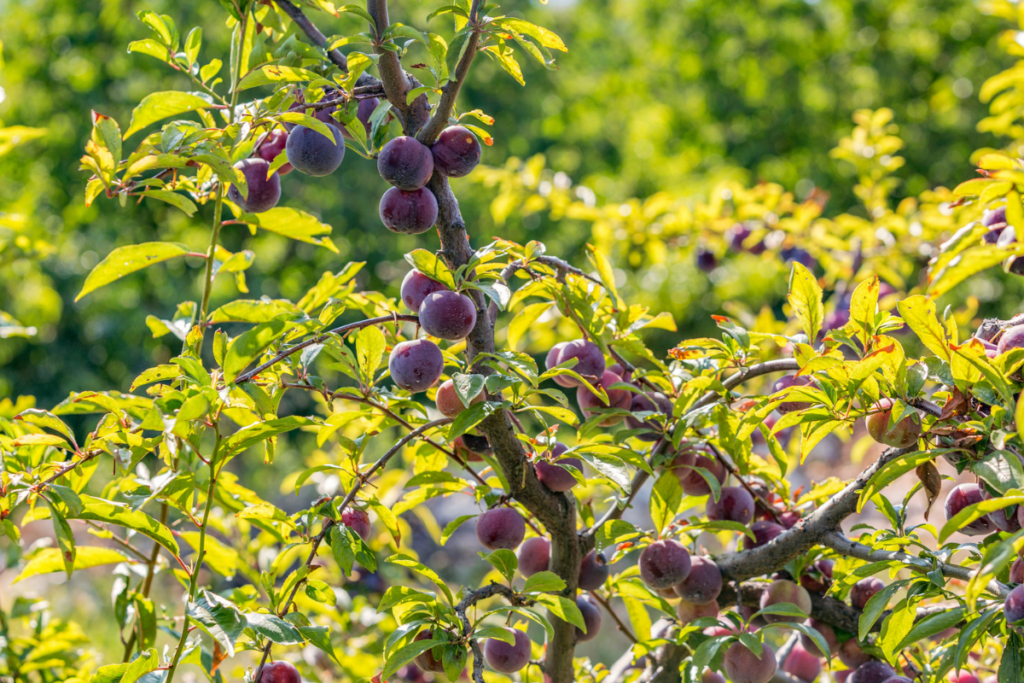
top-left (77, 242), bottom-right (190, 301)
top-left (139, 190), bottom-right (198, 216)
top-left (858, 450), bottom-right (937, 513)
top-left (534, 594), bottom-right (585, 631)
top-left (246, 612), bottom-right (303, 644)
top-left (939, 495), bottom-right (1024, 543)
top-left (355, 325), bottom-right (385, 383)
top-left (452, 373), bottom-right (485, 408)
top-left (788, 262), bottom-right (824, 344)
top-left (237, 65), bottom-right (322, 90)
top-left (47, 500), bottom-right (75, 579)
top-left (858, 580), bottom-right (906, 640)
top-left (999, 631), bottom-right (1024, 682)
top-left (479, 548), bottom-right (517, 582)
top-left (896, 295), bottom-right (950, 362)
top-left (124, 91), bottom-right (212, 138)
top-left (378, 586), bottom-right (435, 612)
top-left (404, 249), bottom-right (456, 289)
top-left (508, 302), bottom-right (552, 351)
top-left (896, 607), bottom-right (967, 651)
top-left (223, 319), bottom-right (290, 382)
top-left (239, 207), bottom-right (336, 251)
top-left (220, 416), bottom-right (318, 456)
top-left (130, 364), bottom-right (180, 391)
top-left (382, 638), bottom-right (438, 682)
top-left (15, 409), bottom-right (77, 447)
top-left (492, 18), bottom-right (567, 51)
top-left (880, 597), bottom-right (917, 663)
top-left (440, 514), bottom-right (476, 546)
top-left (188, 591), bottom-right (245, 657)
top-left (386, 553), bottom-right (454, 606)
top-left (448, 401), bottom-right (501, 440)
top-left (650, 471), bottom-right (682, 534)
top-left (70, 496), bottom-right (180, 555)
top-left (523, 571), bottom-right (566, 594)
top-left (14, 546), bottom-right (127, 583)
top-left (121, 649), bottom-right (159, 683)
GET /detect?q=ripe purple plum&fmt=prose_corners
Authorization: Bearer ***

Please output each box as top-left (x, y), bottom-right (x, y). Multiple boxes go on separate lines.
top-left (435, 378), bottom-right (483, 417)
top-left (517, 536), bottom-right (550, 577)
top-left (535, 454), bottom-right (584, 493)
top-left (849, 661), bottom-right (897, 683)
top-left (944, 483), bottom-right (996, 537)
top-left (378, 136), bottom-right (434, 190)
top-left (575, 595), bottom-right (603, 641)
top-left (983, 490), bottom-right (1021, 532)
top-left (997, 324), bottom-right (1024, 355)
top-left (431, 126), bottom-right (482, 178)
top-left (545, 342), bottom-right (569, 375)
top-left (706, 486), bottom-right (755, 525)
top-left (413, 631), bottom-right (446, 673)
top-left (476, 507), bottom-right (526, 550)
top-left (419, 290), bottom-right (477, 341)
top-left (673, 556), bottom-right (722, 604)
top-left (549, 339), bottom-right (605, 387)
top-left (702, 672), bottom-right (726, 683)
top-left (341, 508), bottom-right (371, 541)
top-left (782, 643), bottom-right (821, 682)
top-left (800, 618), bottom-right (840, 656)
top-left (773, 375), bottom-right (815, 414)
top-left (578, 550), bottom-right (610, 590)
top-left (883, 677), bottom-right (914, 683)
top-left (1006, 584), bottom-right (1024, 626)
top-left (865, 399), bottom-right (921, 448)
top-left (286, 123), bottom-right (345, 176)
top-left (483, 627), bottom-right (531, 673)
top-left (779, 510), bottom-right (802, 528)
top-left (947, 673), bottom-right (981, 683)
top-left (379, 187), bottom-right (439, 235)
top-left (227, 158), bottom-right (281, 214)
top-left (1011, 557), bottom-right (1024, 584)
top-left (850, 577), bottom-right (885, 610)
top-left (639, 539), bottom-right (692, 589)
top-left (625, 391), bottom-right (673, 440)
top-left (728, 223), bottom-right (766, 254)
top-left (258, 660), bottom-right (300, 683)
top-left (744, 521), bottom-right (785, 550)
top-left (389, 339), bottom-right (444, 392)
top-left (695, 247), bottom-right (717, 272)
top-left (838, 639), bottom-right (871, 668)
top-left (401, 270), bottom-right (446, 311)
top-left (983, 206), bottom-right (1007, 227)
top-left (577, 370), bottom-right (633, 425)
top-left (341, 97), bottom-right (379, 138)
top-left (676, 599), bottom-right (719, 624)
top-left (800, 559), bottom-right (834, 593)
top-left (257, 129), bottom-right (293, 175)
top-left (678, 454), bottom-right (728, 497)
top-left (759, 579), bottom-right (812, 623)
top-left (723, 641), bottom-right (777, 683)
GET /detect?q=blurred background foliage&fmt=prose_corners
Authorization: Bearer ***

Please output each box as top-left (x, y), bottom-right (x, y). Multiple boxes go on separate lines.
top-left (0, 0), bottom-right (1011, 405)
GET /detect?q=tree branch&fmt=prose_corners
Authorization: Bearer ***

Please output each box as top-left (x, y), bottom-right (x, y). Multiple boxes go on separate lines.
top-left (416, 15), bottom-right (481, 145)
top-left (455, 583), bottom-right (535, 683)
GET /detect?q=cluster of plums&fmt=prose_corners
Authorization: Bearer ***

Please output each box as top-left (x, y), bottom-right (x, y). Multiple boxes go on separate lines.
top-left (981, 205), bottom-right (1024, 275)
top-left (226, 93), bottom-right (481, 240)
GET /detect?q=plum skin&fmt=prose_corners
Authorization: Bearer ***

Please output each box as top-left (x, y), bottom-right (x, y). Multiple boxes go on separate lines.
top-left (1006, 584), bottom-right (1024, 626)
top-left (227, 158), bottom-right (281, 214)
top-left (548, 339), bottom-right (605, 387)
top-left (401, 270), bottom-right (446, 311)
top-left (944, 483), bottom-right (996, 537)
top-left (535, 456), bottom-right (584, 493)
top-left (723, 641), bottom-right (777, 683)
top-left (998, 324), bottom-right (1024, 355)
top-left (625, 391), bottom-right (673, 439)
top-left (850, 577), bottom-right (884, 610)
top-left (838, 638), bottom-right (871, 668)
top-left (744, 520), bottom-right (785, 550)
top-left (672, 449), bottom-right (728, 496)
top-left (413, 631), bottom-right (446, 673)
top-left (575, 594), bottom-right (602, 641)
top-left (865, 398), bottom-right (921, 448)
top-left (258, 660), bottom-right (301, 683)
top-left (419, 290), bottom-right (478, 341)
top-left (483, 627), bottom-right (531, 673)
top-left (256, 129), bottom-right (293, 175)
top-left (782, 643), bottom-right (821, 682)
top-left (673, 556), bottom-right (722, 604)
top-left (759, 579), bottom-right (812, 623)
top-left (639, 539), bottom-right (692, 590)
top-left (378, 136), bottom-right (434, 190)
top-left (576, 370), bottom-right (632, 425)
top-left (432, 126), bottom-right (482, 178)
top-left (800, 617), bottom-right (840, 656)
top-left (476, 507), bottom-right (525, 550)
top-left (435, 378), bottom-right (482, 417)
top-left (848, 661), bottom-right (897, 683)
top-left (773, 375), bottom-right (815, 414)
top-left (285, 123), bottom-right (345, 176)
top-left (341, 508), bottom-right (371, 541)
top-left (388, 339), bottom-right (444, 393)
top-left (517, 536), bottom-right (550, 577)
top-left (706, 486), bottom-right (755, 525)
top-left (676, 599), bottom-right (719, 623)
top-left (379, 187), bottom-right (439, 235)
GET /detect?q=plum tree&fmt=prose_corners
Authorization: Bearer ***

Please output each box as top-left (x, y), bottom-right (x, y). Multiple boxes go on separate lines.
top-left (476, 507), bottom-right (525, 550)
top-left (850, 577), bottom-right (885, 610)
top-left (227, 158), bottom-right (281, 214)
top-left (773, 375), bottom-right (815, 413)
top-left (577, 550), bottom-right (610, 590)
top-left (400, 269), bottom-right (446, 311)
top-left (639, 539), bottom-right (692, 589)
top-left (547, 339), bottom-right (605, 386)
top-left (483, 628), bottom-right (531, 673)
top-left (782, 643), bottom-right (821, 682)
top-left (849, 661), bottom-right (897, 683)
top-left (419, 290), bottom-right (477, 340)
top-left (576, 370), bottom-right (632, 425)
top-left (518, 536), bottom-right (550, 577)
top-left (435, 378), bottom-right (483, 417)
top-left (379, 187), bottom-right (439, 234)
top-left (944, 484), bottom-right (996, 536)
top-left (672, 556), bottom-right (722, 604)
top-left (256, 129), bottom-right (293, 174)
top-left (378, 136), bottom-right (434, 190)
top-left (285, 123), bottom-right (345, 176)
top-left (723, 641), bottom-right (777, 683)
top-left (258, 661), bottom-right (301, 683)
top-left (705, 486), bottom-right (755, 525)
top-left (575, 595), bottom-right (602, 642)
top-left (431, 126), bottom-right (482, 178)
top-left (535, 451), bottom-right (584, 493)
top-left (388, 339), bottom-right (444, 392)
top-left (341, 508), bottom-right (371, 541)
top-left (759, 579), bottom-right (811, 623)
top-left (865, 399), bottom-right (922, 448)
top-left (676, 599), bottom-right (719, 624)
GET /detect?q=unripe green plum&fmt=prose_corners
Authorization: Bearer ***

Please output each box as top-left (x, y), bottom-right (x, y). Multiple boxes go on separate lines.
top-left (388, 339), bottom-right (444, 392)
top-left (483, 627), bottom-right (531, 673)
top-left (227, 158), bottom-right (281, 214)
top-left (723, 641), bottom-right (777, 683)
top-left (431, 126), bottom-right (481, 178)
top-left (759, 579), bottom-right (811, 623)
top-left (286, 123), bottom-right (345, 176)
top-left (865, 398), bottom-right (921, 448)
top-left (476, 507), bottom-right (525, 550)
top-left (378, 136), bottom-right (434, 190)
top-left (639, 539), bottom-right (692, 589)
top-left (379, 187), bottom-right (438, 235)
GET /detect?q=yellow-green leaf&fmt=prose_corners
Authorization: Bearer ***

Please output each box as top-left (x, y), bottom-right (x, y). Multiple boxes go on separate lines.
top-left (77, 242), bottom-right (190, 301)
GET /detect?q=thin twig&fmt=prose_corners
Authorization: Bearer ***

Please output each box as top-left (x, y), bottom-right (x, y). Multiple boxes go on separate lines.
top-left (588, 591), bottom-right (637, 644)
